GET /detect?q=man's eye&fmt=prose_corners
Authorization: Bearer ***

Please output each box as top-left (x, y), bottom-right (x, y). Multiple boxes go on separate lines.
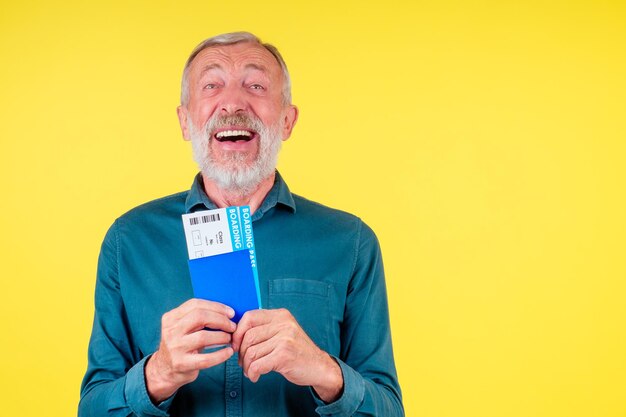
top-left (203, 83), bottom-right (218, 89)
top-left (250, 84), bottom-right (264, 90)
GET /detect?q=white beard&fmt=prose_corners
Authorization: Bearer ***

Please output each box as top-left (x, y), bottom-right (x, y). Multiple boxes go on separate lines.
top-left (188, 113), bottom-right (283, 196)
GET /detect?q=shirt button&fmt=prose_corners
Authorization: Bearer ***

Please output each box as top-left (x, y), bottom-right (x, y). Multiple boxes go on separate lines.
top-left (229, 391), bottom-right (238, 398)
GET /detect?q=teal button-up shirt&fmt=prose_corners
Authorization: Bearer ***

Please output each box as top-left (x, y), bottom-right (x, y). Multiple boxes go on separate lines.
top-left (79, 172), bottom-right (403, 417)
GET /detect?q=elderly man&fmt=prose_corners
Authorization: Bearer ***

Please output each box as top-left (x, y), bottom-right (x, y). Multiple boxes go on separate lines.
top-left (79, 32), bottom-right (403, 417)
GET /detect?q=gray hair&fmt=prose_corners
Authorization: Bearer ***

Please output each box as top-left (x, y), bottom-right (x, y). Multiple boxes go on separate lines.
top-left (180, 32), bottom-right (292, 106)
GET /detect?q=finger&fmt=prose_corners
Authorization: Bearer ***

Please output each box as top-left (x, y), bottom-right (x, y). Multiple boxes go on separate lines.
top-left (171, 298), bottom-right (235, 320)
top-left (246, 349), bottom-right (280, 383)
top-left (191, 346), bottom-right (235, 370)
top-left (232, 309), bottom-right (274, 351)
top-left (238, 324), bottom-right (279, 366)
top-left (185, 330), bottom-right (232, 352)
top-left (240, 337), bottom-right (276, 376)
top-left (179, 309), bottom-right (237, 335)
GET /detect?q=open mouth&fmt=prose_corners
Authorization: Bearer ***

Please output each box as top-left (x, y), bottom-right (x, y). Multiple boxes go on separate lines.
top-left (214, 129), bottom-right (256, 143)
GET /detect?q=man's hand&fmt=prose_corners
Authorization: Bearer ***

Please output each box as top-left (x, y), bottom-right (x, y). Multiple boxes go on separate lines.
top-left (232, 308), bottom-right (344, 403)
top-left (145, 299), bottom-right (237, 403)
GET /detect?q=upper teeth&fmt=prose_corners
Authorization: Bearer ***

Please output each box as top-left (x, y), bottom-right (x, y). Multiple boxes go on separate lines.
top-left (216, 130), bottom-right (252, 138)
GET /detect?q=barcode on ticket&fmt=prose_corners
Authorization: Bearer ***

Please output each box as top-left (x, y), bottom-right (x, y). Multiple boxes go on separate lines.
top-left (189, 213), bottom-right (221, 226)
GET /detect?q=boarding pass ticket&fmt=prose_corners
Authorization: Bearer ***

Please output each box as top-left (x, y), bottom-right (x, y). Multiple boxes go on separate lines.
top-left (182, 206), bottom-right (255, 260)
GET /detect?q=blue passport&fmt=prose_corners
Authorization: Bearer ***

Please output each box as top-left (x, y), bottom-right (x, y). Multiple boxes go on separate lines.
top-left (182, 206), bottom-right (261, 323)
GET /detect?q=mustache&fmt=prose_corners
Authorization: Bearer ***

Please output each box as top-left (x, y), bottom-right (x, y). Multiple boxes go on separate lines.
top-left (205, 113), bottom-right (265, 134)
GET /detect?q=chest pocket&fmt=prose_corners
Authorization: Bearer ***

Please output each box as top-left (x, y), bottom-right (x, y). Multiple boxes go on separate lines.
top-left (268, 279), bottom-right (331, 350)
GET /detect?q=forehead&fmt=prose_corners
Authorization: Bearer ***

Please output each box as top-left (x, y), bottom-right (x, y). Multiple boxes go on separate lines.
top-left (188, 42), bottom-right (282, 79)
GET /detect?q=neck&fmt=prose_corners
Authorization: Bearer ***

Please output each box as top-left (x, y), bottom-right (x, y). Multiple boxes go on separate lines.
top-left (201, 172), bottom-right (276, 214)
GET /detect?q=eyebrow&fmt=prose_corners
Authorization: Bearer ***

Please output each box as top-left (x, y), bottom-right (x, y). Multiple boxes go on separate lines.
top-left (244, 63), bottom-right (268, 73)
top-left (200, 63), bottom-right (223, 74)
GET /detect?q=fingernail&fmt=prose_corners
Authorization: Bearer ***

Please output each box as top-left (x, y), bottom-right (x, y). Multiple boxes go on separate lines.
top-left (227, 307), bottom-right (235, 318)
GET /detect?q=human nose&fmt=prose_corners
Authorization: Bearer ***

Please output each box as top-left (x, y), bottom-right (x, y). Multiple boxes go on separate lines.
top-left (219, 83), bottom-right (248, 115)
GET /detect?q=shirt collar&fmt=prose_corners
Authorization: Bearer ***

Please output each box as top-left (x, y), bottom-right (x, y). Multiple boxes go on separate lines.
top-left (184, 171), bottom-right (296, 219)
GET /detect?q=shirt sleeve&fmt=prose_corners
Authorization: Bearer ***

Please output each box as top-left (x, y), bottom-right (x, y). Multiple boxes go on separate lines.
top-left (79, 220), bottom-right (174, 417)
top-left (312, 220), bottom-right (404, 417)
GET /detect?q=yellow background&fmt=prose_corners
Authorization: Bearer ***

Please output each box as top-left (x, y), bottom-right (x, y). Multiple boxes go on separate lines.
top-left (1, 1), bottom-right (625, 416)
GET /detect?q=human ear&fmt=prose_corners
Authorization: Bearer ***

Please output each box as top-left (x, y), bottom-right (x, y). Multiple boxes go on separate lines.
top-left (281, 105), bottom-right (299, 141)
top-left (177, 106), bottom-right (191, 141)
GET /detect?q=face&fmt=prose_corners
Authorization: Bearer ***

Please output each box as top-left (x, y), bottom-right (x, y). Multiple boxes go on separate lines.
top-left (177, 42), bottom-right (298, 192)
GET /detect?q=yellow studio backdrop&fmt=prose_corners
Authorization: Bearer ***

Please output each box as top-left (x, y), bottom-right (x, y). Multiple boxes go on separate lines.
top-left (1, 1), bottom-right (625, 416)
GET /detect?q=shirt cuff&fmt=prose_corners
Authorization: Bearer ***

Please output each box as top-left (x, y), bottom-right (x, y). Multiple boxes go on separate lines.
top-left (312, 356), bottom-right (365, 417)
top-left (125, 355), bottom-right (175, 417)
